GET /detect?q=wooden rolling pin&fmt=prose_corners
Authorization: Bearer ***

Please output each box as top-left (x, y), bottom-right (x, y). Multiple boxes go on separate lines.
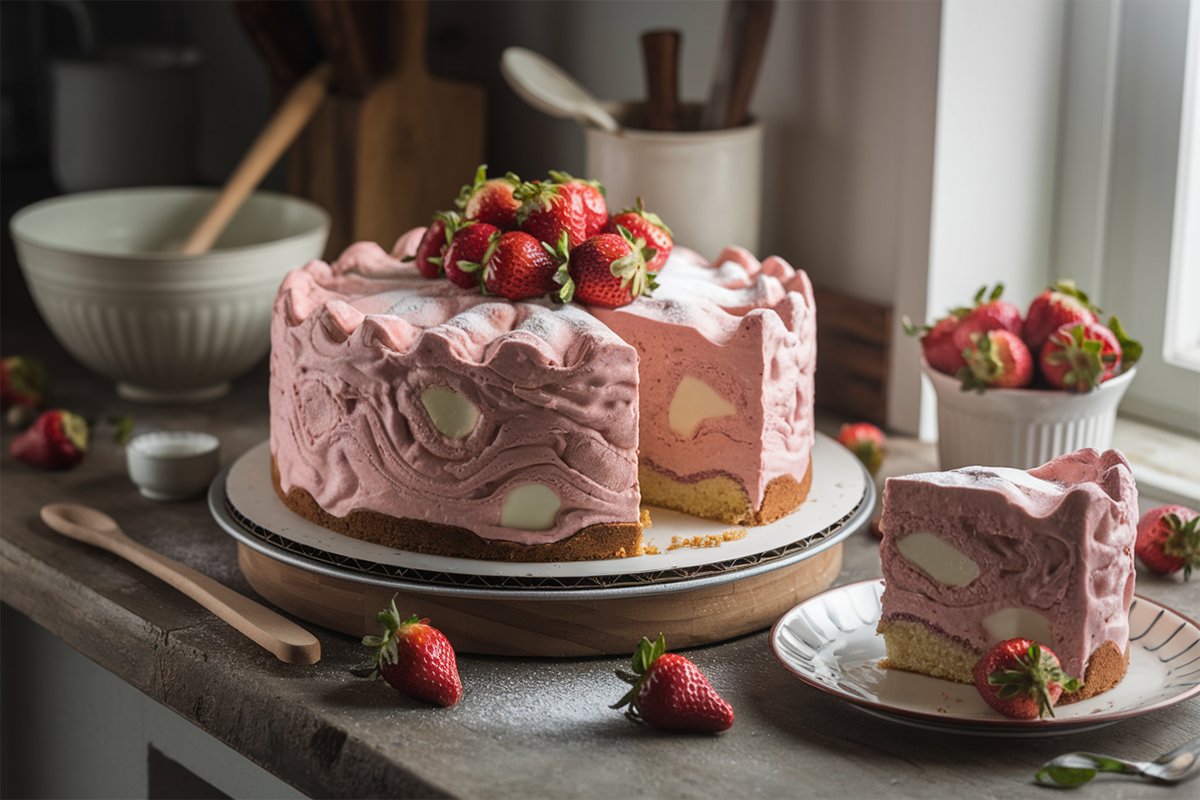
top-left (179, 61), bottom-right (334, 255)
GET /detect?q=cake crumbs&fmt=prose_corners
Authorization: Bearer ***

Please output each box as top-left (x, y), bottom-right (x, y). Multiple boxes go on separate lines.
top-left (643, 539), bottom-right (661, 555)
top-left (667, 528), bottom-right (748, 551)
top-left (640, 508), bottom-right (653, 527)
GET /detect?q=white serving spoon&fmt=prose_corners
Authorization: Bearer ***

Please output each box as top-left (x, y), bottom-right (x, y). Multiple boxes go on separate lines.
top-left (41, 503), bottom-right (321, 665)
top-left (500, 47), bottom-right (620, 133)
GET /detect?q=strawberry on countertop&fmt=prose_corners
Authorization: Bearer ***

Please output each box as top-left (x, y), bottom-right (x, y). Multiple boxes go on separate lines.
top-left (958, 329), bottom-right (1034, 391)
top-left (1, 355), bottom-right (48, 411)
top-left (1136, 505), bottom-right (1200, 580)
top-left (836, 422), bottom-right (885, 476)
top-left (612, 634), bottom-right (734, 733)
top-left (558, 228), bottom-right (657, 309)
top-left (356, 599), bottom-right (463, 707)
top-left (607, 197), bottom-right (673, 273)
top-left (973, 638), bottom-right (1083, 720)
top-left (10, 409), bottom-right (88, 470)
top-left (456, 165), bottom-right (522, 231)
top-left (1023, 279), bottom-right (1099, 355)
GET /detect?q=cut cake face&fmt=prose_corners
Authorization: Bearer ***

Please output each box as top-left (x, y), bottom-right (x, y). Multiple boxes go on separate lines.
top-left (877, 448), bottom-right (1138, 700)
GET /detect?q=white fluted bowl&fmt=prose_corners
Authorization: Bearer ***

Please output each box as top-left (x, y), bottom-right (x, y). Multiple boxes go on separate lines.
top-left (10, 188), bottom-right (329, 403)
top-left (922, 357), bottom-right (1136, 470)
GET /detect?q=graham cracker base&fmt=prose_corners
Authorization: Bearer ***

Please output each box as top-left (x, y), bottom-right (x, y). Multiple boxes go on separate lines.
top-left (271, 458), bottom-right (643, 563)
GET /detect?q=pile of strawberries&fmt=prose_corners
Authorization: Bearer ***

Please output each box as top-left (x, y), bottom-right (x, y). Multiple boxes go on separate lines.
top-left (408, 165), bottom-right (672, 309)
top-left (909, 280), bottom-right (1142, 393)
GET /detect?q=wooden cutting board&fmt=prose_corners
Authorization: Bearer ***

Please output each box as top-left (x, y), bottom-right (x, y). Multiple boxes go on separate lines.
top-left (283, 0), bottom-right (485, 258)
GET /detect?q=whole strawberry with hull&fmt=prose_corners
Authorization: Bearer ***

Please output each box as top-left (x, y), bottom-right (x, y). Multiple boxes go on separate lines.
top-left (958, 329), bottom-right (1034, 391)
top-left (477, 230), bottom-right (565, 300)
top-left (1, 355), bottom-right (48, 411)
top-left (836, 422), bottom-right (885, 476)
top-left (950, 283), bottom-right (1024, 358)
top-left (442, 221), bottom-right (499, 289)
top-left (407, 210), bottom-right (462, 279)
top-left (10, 409), bottom-right (89, 470)
top-left (905, 313), bottom-right (968, 376)
top-left (557, 227), bottom-right (657, 309)
top-left (455, 164), bottom-right (522, 230)
top-left (1135, 505), bottom-right (1200, 580)
top-left (356, 599), bottom-right (463, 707)
top-left (612, 634), bottom-right (734, 733)
top-left (514, 174), bottom-right (604, 250)
top-left (607, 197), bottom-right (673, 273)
top-left (973, 638), bottom-right (1083, 720)
top-left (1038, 319), bottom-right (1122, 392)
top-left (1023, 279), bottom-right (1099, 355)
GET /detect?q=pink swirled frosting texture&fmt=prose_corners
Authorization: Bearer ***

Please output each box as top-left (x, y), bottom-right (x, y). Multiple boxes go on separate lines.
top-left (878, 448), bottom-right (1138, 679)
top-left (590, 245), bottom-right (817, 507)
top-left (270, 240), bottom-right (640, 545)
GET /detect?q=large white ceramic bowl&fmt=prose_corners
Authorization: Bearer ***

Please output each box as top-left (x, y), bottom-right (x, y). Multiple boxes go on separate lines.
top-left (10, 187), bottom-right (330, 403)
top-left (922, 357), bottom-right (1136, 471)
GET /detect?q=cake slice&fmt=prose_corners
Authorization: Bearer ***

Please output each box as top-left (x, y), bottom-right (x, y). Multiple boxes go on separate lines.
top-left (876, 448), bottom-right (1137, 702)
top-left (590, 245), bottom-right (817, 526)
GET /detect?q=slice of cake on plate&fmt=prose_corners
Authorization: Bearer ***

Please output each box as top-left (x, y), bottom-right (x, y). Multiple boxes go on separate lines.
top-left (876, 448), bottom-right (1137, 702)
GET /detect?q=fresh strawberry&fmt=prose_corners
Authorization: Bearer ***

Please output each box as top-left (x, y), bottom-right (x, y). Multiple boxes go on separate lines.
top-left (1135, 505), bottom-right (1200, 580)
top-left (10, 409), bottom-right (89, 470)
top-left (455, 165), bottom-right (522, 230)
top-left (547, 171), bottom-right (608, 237)
top-left (1, 355), bottom-right (48, 411)
top-left (973, 638), bottom-right (1083, 720)
top-left (406, 211), bottom-right (462, 279)
top-left (1023, 279), bottom-right (1099, 355)
top-left (356, 599), bottom-right (463, 707)
top-left (558, 229), bottom-right (657, 309)
top-left (612, 634), bottom-right (733, 733)
top-left (1038, 319), bottom-right (1122, 392)
top-left (905, 313), bottom-right (968, 376)
top-left (477, 230), bottom-right (563, 300)
top-left (958, 329), bottom-right (1034, 391)
top-left (951, 284), bottom-right (1024, 357)
top-left (607, 197), bottom-right (673, 272)
top-left (442, 221), bottom-right (499, 290)
top-left (836, 422), bottom-right (885, 476)
top-left (514, 176), bottom-right (595, 250)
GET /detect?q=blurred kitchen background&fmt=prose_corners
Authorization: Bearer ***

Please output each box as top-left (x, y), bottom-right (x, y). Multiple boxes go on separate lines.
top-left (1, 0), bottom-right (1196, 441)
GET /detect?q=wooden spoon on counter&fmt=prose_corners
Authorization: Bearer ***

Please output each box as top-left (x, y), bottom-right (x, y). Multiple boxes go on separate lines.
top-left (178, 60), bottom-right (334, 255)
top-left (41, 503), bottom-right (321, 665)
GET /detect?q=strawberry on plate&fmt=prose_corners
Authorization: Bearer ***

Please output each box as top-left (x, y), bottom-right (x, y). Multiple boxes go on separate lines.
top-left (456, 165), bottom-right (522, 231)
top-left (10, 409), bottom-right (89, 470)
top-left (607, 197), bottom-right (673, 273)
top-left (836, 422), bottom-right (885, 476)
top-left (973, 638), bottom-right (1083, 720)
top-left (1, 355), bottom-right (48, 411)
top-left (612, 634), bottom-right (734, 733)
top-left (557, 229), bottom-right (657, 309)
top-left (479, 230), bottom-right (563, 300)
top-left (1135, 505), bottom-right (1200, 580)
top-left (1023, 279), bottom-right (1099, 355)
top-left (442, 221), bottom-right (500, 290)
top-left (958, 329), bottom-right (1034, 391)
top-left (356, 599), bottom-right (463, 707)
top-left (1039, 319), bottom-right (1123, 392)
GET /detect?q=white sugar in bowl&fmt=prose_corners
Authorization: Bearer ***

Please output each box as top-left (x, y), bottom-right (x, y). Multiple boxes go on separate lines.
top-left (126, 431), bottom-right (221, 501)
top-left (10, 187), bottom-right (329, 404)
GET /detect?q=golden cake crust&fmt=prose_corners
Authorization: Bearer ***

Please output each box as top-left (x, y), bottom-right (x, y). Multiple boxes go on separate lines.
top-left (638, 459), bottom-right (814, 527)
top-left (272, 458), bottom-right (643, 563)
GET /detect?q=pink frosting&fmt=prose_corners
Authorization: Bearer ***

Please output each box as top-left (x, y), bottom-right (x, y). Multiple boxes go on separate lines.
top-left (270, 239), bottom-right (640, 545)
top-left (590, 245), bottom-right (817, 508)
top-left (270, 234), bottom-right (817, 545)
top-left (878, 449), bottom-right (1138, 680)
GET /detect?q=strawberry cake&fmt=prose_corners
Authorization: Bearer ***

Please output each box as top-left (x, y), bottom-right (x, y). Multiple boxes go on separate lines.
top-left (876, 448), bottom-right (1138, 702)
top-left (269, 235), bottom-right (817, 562)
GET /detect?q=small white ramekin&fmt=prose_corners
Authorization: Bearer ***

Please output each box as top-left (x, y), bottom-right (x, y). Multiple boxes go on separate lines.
top-left (126, 431), bottom-right (221, 501)
top-left (922, 357), bottom-right (1136, 471)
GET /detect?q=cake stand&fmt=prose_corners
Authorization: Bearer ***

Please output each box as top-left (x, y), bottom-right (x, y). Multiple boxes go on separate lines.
top-left (209, 433), bottom-right (874, 656)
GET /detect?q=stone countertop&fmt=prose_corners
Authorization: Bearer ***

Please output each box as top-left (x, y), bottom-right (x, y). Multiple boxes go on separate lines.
top-left (2, 315), bottom-right (1197, 800)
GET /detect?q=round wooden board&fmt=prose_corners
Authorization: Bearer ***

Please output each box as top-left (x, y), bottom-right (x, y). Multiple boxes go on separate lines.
top-left (237, 540), bottom-right (844, 657)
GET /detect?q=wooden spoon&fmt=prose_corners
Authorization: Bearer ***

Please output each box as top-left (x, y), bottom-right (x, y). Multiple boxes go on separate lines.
top-left (41, 503), bottom-right (321, 665)
top-left (178, 61), bottom-right (334, 255)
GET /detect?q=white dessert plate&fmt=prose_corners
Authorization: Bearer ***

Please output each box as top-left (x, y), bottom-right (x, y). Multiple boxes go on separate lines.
top-left (213, 432), bottom-right (872, 592)
top-left (770, 579), bottom-right (1200, 737)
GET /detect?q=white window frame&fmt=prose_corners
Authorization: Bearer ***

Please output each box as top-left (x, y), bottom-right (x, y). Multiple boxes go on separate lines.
top-left (1165, 0), bottom-right (1200, 375)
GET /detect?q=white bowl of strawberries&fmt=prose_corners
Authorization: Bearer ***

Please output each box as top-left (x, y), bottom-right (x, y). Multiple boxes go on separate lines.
top-left (912, 281), bottom-right (1140, 471)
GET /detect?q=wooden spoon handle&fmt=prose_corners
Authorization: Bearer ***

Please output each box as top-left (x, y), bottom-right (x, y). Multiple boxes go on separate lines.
top-left (642, 30), bottom-right (681, 131)
top-left (179, 61), bottom-right (334, 255)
